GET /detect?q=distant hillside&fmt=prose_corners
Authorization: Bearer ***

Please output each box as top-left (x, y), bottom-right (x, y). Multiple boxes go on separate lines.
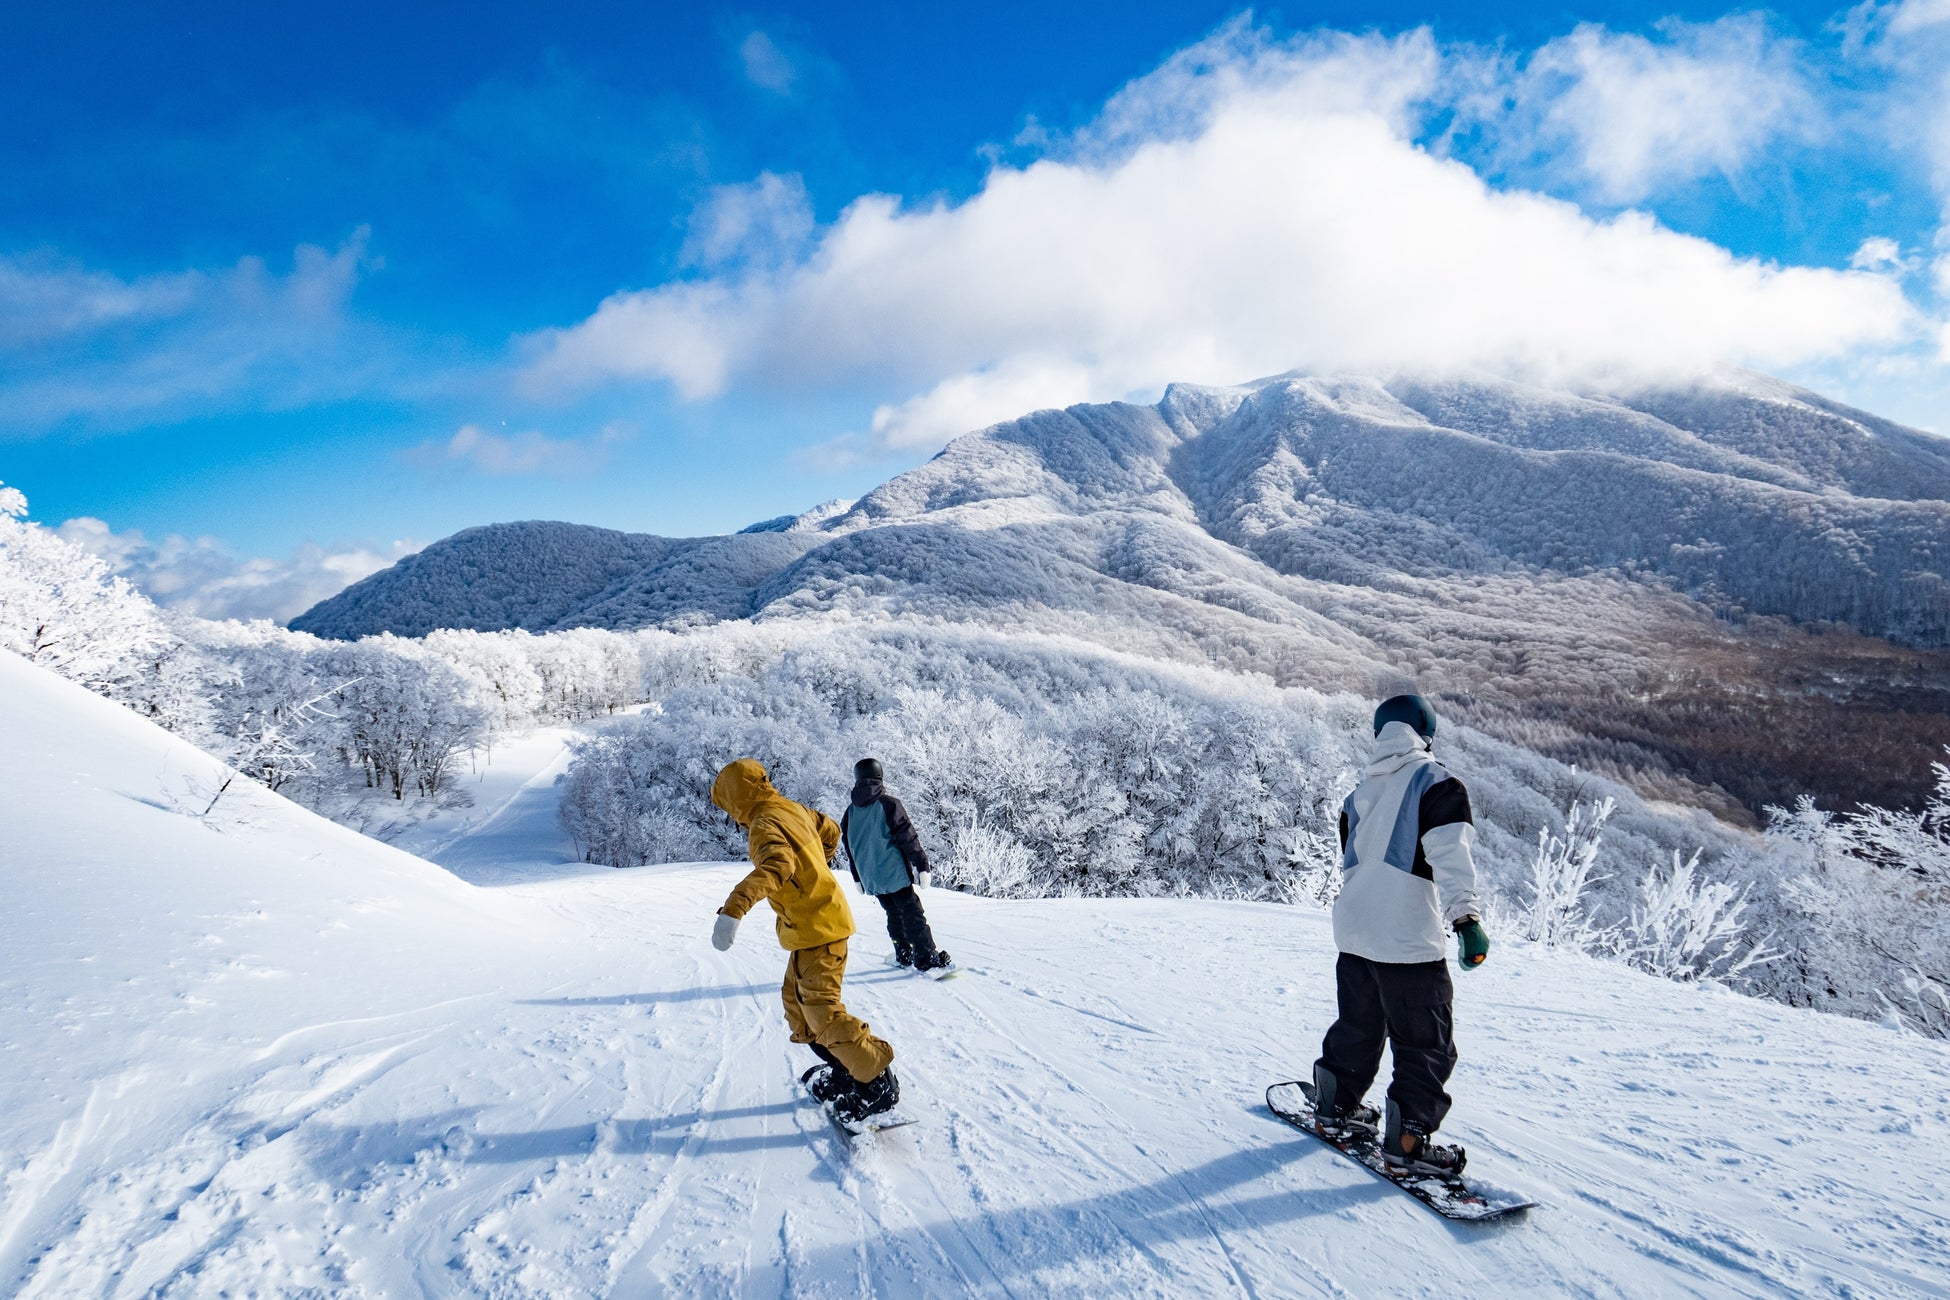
top-left (290, 523), bottom-right (819, 639)
top-left (291, 369), bottom-right (1950, 817)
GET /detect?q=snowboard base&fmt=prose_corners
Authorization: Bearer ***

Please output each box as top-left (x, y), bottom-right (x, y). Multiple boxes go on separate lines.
top-left (1266, 1081), bottom-right (1535, 1222)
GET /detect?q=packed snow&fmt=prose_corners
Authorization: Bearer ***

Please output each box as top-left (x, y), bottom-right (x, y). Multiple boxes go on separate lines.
top-left (6, 652), bottom-right (1948, 1297)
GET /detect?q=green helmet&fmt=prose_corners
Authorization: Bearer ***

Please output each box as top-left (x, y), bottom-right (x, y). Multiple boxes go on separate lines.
top-left (1373, 693), bottom-right (1437, 740)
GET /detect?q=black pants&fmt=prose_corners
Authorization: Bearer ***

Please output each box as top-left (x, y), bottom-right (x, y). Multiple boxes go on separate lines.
top-left (1315, 953), bottom-right (1458, 1135)
top-left (875, 887), bottom-right (939, 962)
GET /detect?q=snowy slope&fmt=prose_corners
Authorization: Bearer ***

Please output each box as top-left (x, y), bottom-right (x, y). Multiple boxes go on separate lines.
top-left (6, 658), bottom-right (1949, 1297)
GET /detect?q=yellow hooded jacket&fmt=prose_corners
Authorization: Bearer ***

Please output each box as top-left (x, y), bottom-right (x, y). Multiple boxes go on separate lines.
top-left (712, 758), bottom-right (855, 951)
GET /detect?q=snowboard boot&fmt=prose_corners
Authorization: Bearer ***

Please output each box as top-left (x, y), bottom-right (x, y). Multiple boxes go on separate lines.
top-left (1381, 1099), bottom-right (1466, 1180)
top-left (801, 1044), bottom-right (851, 1103)
top-left (916, 948), bottom-right (954, 974)
top-left (800, 1063), bottom-right (849, 1103)
top-left (832, 1067), bottom-right (900, 1125)
top-left (1311, 1063), bottom-right (1379, 1137)
top-left (890, 943), bottom-right (916, 968)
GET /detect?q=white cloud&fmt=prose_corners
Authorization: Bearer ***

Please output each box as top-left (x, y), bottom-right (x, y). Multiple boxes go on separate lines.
top-left (0, 231), bottom-right (387, 432)
top-left (406, 422), bottom-right (627, 477)
top-left (523, 25), bottom-right (1918, 459)
top-left (1888, 0), bottom-right (1950, 34)
top-left (680, 172), bottom-right (815, 270)
top-left (1510, 18), bottom-right (1815, 203)
top-left (56, 517), bottom-right (419, 623)
top-left (1850, 235), bottom-right (1905, 270)
top-left (739, 31), bottom-right (797, 95)
top-left (0, 259), bottom-right (200, 347)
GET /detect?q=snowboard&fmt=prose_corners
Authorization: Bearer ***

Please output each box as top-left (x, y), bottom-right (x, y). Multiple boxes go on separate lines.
top-left (1265, 1081), bottom-right (1536, 1223)
top-left (799, 1071), bottom-right (920, 1139)
top-left (828, 1105), bottom-right (919, 1139)
top-left (884, 954), bottom-right (964, 981)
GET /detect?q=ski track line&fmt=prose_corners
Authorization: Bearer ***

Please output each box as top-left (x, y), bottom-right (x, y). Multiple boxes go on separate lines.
top-left (927, 960), bottom-right (1263, 1294)
top-left (934, 984), bottom-right (1207, 1290)
top-left (420, 736), bottom-right (573, 865)
top-left (0, 1069), bottom-right (134, 1286)
top-left (14, 1035), bottom-right (438, 1299)
top-left (834, 1117), bottom-right (988, 1298)
top-left (602, 950), bottom-right (769, 1293)
top-left (248, 994), bottom-right (495, 1062)
top-left (749, 957), bottom-right (1012, 1298)
top-left (815, 953), bottom-right (1016, 1295)
top-left (1480, 1106), bottom-right (1855, 1298)
top-left (947, 928), bottom-right (1502, 1296)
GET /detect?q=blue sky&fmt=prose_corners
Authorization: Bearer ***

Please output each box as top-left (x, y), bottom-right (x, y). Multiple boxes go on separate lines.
top-left (4, 1), bottom-right (1947, 619)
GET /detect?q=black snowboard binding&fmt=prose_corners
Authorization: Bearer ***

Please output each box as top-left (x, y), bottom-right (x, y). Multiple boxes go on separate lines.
top-left (800, 1063), bottom-right (850, 1103)
top-left (915, 948), bottom-right (954, 974)
top-left (890, 942), bottom-right (916, 968)
top-left (802, 1044), bottom-right (853, 1103)
top-left (1381, 1099), bottom-right (1466, 1180)
top-left (832, 1067), bottom-right (900, 1125)
top-left (1311, 1064), bottom-right (1379, 1138)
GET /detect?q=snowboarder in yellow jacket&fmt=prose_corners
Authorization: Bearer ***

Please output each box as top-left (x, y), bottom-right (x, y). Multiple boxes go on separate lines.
top-left (708, 758), bottom-right (899, 1123)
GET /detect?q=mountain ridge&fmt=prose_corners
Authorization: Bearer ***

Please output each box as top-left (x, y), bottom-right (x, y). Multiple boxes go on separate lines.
top-left (291, 368), bottom-right (1950, 818)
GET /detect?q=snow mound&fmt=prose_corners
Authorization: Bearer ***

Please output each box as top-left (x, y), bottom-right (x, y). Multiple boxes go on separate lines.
top-left (5, 670), bottom-right (1949, 1295)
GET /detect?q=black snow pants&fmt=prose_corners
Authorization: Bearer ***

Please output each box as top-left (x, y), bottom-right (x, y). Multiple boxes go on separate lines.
top-left (875, 886), bottom-right (939, 964)
top-left (1315, 953), bottom-right (1458, 1135)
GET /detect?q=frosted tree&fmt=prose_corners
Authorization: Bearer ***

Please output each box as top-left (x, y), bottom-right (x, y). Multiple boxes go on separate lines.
top-left (0, 483), bottom-right (209, 735)
top-left (1519, 798), bottom-right (1619, 953)
top-left (1767, 761), bottom-right (1950, 1037)
top-left (1279, 823), bottom-right (1343, 907)
top-left (943, 817), bottom-right (1044, 898)
top-left (1619, 849), bottom-right (1776, 984)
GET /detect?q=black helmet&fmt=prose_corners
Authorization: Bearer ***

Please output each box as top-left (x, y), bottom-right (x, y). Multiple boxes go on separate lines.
top-left (1373, 694), bottom-right (1437, 740)
top-left (854, 758), bottom-right (884, 781)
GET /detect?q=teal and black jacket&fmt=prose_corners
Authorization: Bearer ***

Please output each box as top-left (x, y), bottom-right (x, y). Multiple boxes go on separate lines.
top-left (839, 778), bottom-right (932, 896)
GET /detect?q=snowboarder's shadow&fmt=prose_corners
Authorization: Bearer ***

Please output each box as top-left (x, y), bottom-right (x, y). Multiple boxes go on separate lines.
top-left (792, 1138), bottom-right (1408, 1286)
top-left (301, 1102), bottom-right (812, 1171)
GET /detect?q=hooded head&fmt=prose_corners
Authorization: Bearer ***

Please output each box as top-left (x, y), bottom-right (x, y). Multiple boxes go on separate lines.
top-left (851, 757), bottom-right (886, 806)
top-left (711, 758), bottom-right (777, 827)
top-left (1373, 693), bottom-right (1438, 741)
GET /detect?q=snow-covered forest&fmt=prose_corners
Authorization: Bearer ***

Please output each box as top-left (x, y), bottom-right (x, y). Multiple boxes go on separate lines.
top-left (6, 479), bottom-right (1945, 1037)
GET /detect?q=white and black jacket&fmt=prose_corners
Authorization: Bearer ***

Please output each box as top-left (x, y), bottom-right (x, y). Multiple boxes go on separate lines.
top-left (1332, 722), bottom-right (1483, 964)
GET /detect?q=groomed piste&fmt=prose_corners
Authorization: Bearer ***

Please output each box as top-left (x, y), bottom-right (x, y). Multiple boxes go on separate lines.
top-left (4, 649), bottom-right (1948, 1297)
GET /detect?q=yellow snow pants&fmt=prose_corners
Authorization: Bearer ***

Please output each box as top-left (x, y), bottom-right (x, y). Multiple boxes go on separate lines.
top-left (782, 940), bottom-right (894, 1082)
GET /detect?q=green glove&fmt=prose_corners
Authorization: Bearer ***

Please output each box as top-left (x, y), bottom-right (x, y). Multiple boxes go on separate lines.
top-left (1455, 917), bottom-right (1490, 970)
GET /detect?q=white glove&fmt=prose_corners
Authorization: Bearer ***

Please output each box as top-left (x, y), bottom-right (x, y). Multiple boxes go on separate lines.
top-left (711, 913), bottom-right (739, 951)
top-left (917, 871), bottom-right (932, 890)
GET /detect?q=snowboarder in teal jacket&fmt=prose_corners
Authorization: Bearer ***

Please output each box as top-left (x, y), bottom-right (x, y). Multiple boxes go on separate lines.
top-left (839, 759), bottom-right (953, 973)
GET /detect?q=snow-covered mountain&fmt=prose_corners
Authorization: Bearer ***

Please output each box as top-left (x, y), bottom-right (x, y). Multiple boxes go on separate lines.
top-left (299, 370), bottom-right (1950, 645)
top-left (294, 370), bottom-right (1950, 818)
top-left (7, 648), bottom-right (1948, 1296)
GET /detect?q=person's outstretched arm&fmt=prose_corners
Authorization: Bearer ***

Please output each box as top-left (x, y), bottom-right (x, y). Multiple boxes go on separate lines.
top-left (722, 817), bottom-right (793, 919)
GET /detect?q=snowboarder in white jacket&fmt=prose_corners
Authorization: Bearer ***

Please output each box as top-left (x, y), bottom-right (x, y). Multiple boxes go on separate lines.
top-left (1312, 694), bottom-right (1490, 1179)
top-left (839, 759), bottom-right (953, 974)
